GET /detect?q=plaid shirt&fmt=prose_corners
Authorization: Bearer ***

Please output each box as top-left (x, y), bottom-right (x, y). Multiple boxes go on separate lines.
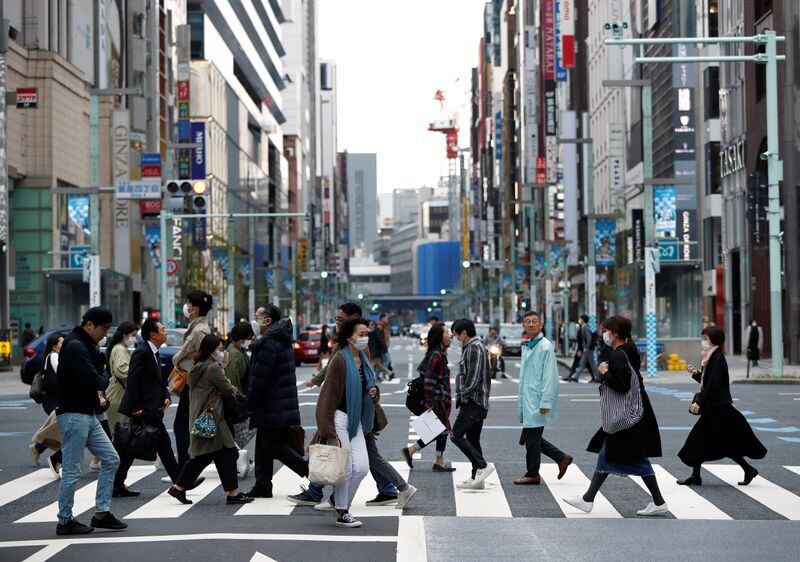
top-left (455, 336), bottom-right (491, 410)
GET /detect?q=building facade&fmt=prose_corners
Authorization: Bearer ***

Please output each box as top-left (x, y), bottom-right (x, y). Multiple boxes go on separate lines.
top-left (345, 153), bottom-right (378, 258)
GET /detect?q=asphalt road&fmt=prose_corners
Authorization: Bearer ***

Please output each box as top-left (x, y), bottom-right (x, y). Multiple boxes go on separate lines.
top-left (0, 336), bottom-right (799, 561)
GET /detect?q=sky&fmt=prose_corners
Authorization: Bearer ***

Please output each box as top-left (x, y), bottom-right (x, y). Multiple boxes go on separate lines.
top-left (318, 0), bottom-right (488, 197)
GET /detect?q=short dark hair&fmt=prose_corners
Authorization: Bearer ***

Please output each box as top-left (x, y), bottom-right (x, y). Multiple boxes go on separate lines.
top-left (231, 321), bottom-right (255, 342)
top-left (702, 325), bottom-right (725, 346)
top-left (81, 306), bottom-right (113, 327)
top-left (451, 318), bottom-right (476, 337)
top-left (603, 315), bottom-right (632, 341)
top-left (140, 318), bottom-right (162, 342)
top-left (523, 310), bottom-right (542, 320)
top-left (258, 304), bottom-right (281, 323)
top-left (24, 322), bottom-right (31, 329)
top-left (429, 316), bottom-right (439, 323)
top-left (195, 333), bottom-right (223, 363)
top-left (580, 314), bottom-right (589, 323)
top-left (339, 302), bottom-right (363, 317)
top-left (336, 317), bottom-right (369, 344)
top-left (380, 313), bottom-right (389, 321)
top-left (186, 290), bottom-right (213, 316)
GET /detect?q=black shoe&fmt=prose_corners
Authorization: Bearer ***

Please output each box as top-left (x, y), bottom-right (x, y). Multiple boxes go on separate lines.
top-left (168, 486), bottom-right (192, 505)
top-left (676, 475), bottom-right (702, 486)
top-left (227, 493), bottom-right (255, 504)
top-left (112, 486), bottom-right (141, 498)
top-left (500, 373), bottom-right (509, 379)
top-left (90, 512), bottom-right (128, 531)
top-left (365, 492), bottom-right (399, 506)
top-left (287, 488), bottom-right (322, 506)
top-left (57, 518), bottom-right (94, 535)
top-left (739, 468), bottom-right (758, 486)
top-left (185, 476), bottom-right (206, 491)
top-left (246, 486), bottom-right (273, 498)
top-left (401, 447), bottom-right (414, 468)
top-left (432, 463), bottom-right (456, 472)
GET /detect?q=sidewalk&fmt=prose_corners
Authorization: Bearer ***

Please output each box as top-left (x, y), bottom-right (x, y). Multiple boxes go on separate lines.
top-left (556, 354), bottom-right (800, 385)
top-left (0, 367), bottom-right (28, 397)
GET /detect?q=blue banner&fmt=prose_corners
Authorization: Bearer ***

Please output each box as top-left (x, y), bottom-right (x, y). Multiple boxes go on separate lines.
top-left (67, 195), bottom-right (91, 234)
top-left (144, 224), bottom-right (161, 269)
top-left (190, 122), bottom-right (206, 180)
top-left (555, 0), bottom-right (567, 81)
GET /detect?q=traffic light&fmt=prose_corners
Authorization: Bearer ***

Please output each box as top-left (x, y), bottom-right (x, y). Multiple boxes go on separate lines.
top-left (747, 172), bottom-right (768, 245)
top-left (164, 179), bottom-right (192, 211)
top-left (191, 179), bottom-right (208, 212)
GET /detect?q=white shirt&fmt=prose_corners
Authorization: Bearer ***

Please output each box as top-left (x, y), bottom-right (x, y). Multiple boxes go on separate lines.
top-left (49, 351), bottom-right (59, 372)
top-left (147, 341), bottom-right (159, 355)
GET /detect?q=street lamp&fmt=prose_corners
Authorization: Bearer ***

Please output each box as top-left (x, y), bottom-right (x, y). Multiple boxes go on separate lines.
top-left (320, 271), bottom-right (329, 279)
top-left (462, 260), bottom-right (471, 269)
top-left (357, 293), bottom-right (364, 300)
top-left (440, 289), bottom-right (447, 295)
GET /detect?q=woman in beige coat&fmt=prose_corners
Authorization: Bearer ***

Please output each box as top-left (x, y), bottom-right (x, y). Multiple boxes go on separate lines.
top-left (168, 333), bottom-right (254, 505)
top-left (105, 321), bottom-right (139, 437)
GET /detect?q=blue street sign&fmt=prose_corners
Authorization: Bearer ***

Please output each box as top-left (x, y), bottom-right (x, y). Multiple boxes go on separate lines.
top-left (141, 153), bottom-right (162, 166)
top-left (69, 246), bottom-right (91, 269)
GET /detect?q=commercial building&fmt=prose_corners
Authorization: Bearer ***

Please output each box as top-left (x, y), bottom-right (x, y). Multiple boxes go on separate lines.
top-left (392, 188), bottom-right (419, 226)
top-left (345, 153), bottom-right (378, 259)
top-left (390, 222), bottom-right (418, 295)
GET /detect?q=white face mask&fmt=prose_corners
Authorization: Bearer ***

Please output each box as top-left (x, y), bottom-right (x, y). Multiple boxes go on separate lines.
top-left (352, 336), bottom-right (369, 352)
top-left (98, 337), bottom-right (107, 347)
top-left (602, 331), bottom-right (614, 346)
top-left (701, 339), bottom-right (712, 351)
top-left (215, 350), bottom-right (226, 364)
top-left (183, 303), bottom-right (192, 318)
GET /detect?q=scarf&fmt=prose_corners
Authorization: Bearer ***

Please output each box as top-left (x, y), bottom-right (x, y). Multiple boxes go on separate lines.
top-left (525, 335), bottom-right (544, 350)
top-left (341, 346), bottom-right (377, 439)
top-left (701, 345), bottom-right (718, 369)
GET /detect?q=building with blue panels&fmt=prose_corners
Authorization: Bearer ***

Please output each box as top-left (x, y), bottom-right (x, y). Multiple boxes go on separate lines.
top-left (416, 241), bottom-right (461, 295)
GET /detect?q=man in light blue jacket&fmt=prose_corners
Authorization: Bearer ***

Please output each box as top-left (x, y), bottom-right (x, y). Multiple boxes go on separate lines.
top-left (515, 311), bottom-right (573, 485)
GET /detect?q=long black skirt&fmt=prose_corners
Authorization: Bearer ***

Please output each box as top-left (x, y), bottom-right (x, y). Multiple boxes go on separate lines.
top-left (678, 403), bottom-right (767, 467)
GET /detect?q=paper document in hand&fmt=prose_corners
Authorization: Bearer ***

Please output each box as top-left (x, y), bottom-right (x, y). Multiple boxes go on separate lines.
top-left (410, 410), bottom-right (446, 445)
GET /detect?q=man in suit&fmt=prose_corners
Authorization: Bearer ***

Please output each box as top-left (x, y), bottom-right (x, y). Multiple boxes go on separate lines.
top-left (114, 319), bottom-right (203, 496)
top-left (564, 315), bottom-right (599, 383)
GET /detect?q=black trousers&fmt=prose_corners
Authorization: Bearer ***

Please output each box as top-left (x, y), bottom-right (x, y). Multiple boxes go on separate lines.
top-left (520, 427), bottom-right (566, 477)
top-left (114, 416), bottom-right (179, 489)
top-left (253, 427), bottom-right (309, 493)
top-left (176, 446), bottom-right (238, 492)
top-left (173, 385), bottom-right (190, 469)
top-left (450, 400), bottom-right (487, 477)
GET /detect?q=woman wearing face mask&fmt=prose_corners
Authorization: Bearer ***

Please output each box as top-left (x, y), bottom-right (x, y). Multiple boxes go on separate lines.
top-left (677, 326), bottom-right (766, 486)
top-left (168, 333), bottom-right (253, 505)
top-left (226, 321), bottom-right (256, 478)
top-left (105, 322), bottom-right (139, 440)
top-left (564, 316), bottom-right (669, 517)
top-left (402, 322), bottom-right (454, 472)
top-left (313, 318), bottom-right (378, 528)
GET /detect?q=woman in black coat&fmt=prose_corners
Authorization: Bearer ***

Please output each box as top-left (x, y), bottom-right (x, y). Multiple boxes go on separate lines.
top-left (677, 326), bottom-right (766, 486)
top-left (564, 316), bottom-right (669, 517)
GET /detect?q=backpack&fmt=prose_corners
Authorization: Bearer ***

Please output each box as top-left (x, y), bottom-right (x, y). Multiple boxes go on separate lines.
top-left (405, 376), bottom-right (425, 416)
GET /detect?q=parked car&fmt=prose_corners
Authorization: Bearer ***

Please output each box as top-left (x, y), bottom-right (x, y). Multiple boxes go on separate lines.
top-left (20, 327), bottom-right (72, 384)
top-left (499, 323), bottom-right (525, 357)
top-left (294, 330), bottom-right (322, 366)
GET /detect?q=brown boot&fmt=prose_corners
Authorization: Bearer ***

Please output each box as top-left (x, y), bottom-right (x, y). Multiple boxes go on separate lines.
top-left (513, 475), bottom-right (541, 485)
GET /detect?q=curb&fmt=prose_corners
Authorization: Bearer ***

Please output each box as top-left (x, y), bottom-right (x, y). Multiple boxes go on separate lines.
top-left (732, 378), bottom-right (800, 385)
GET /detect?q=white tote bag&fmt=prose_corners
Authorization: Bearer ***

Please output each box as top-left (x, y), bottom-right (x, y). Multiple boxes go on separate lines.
top-left (308, 443), bottom-right (350, 485)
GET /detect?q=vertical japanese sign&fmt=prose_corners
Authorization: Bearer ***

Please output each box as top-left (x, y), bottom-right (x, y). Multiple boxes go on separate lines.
top-left (543, 0), bottom-right (558, 183)
top-left (560, 0), bottom-right (575, 68)
top-left (554, 0), bottom-right (567, 81)
top-left (609, 123), bottom-right (625, 211)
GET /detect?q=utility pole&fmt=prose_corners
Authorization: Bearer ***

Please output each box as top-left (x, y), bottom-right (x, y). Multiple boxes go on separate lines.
top-left (0, 9), bottom-right (10, 347)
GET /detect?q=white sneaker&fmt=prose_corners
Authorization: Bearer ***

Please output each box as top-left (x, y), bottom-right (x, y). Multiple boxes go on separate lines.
top-left (89, 459), bottom-right (101, 472)
top-left (456, 478), bottom-right (484, 490)
top-left (473, 463), bottom-right (495, 486)
top-left (236, 449), bottom-right (249, 477)
top-left (637, 501), bottom-right (669, 516)
top-left (563, 495), bottom-right (593, 513)
top-left (154, 456), bottom-right (163, 471)
top-left (396, 484), bottom-right (418, 509)
top-left (314, 497), bottom-right (336, 511)
top-left (161, 476), bottom-right (173, 484)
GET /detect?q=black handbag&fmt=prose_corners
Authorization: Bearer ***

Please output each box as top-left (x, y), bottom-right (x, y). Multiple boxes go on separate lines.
top-left (113, 418), bottom-right (160, 461)
top-left (29, 371), bottom-right (46, 404)
top-left (406, 376), bottom-right (426, 416)
top-left (222, 393), bottom-right (249, 425)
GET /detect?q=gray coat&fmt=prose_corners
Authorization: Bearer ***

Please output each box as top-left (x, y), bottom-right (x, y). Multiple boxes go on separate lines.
top-left (188, 358), bottom-right (237, 457)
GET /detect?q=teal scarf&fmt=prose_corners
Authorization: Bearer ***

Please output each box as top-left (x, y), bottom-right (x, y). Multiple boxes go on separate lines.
top-left (341, 346), bottom-right (377, 439)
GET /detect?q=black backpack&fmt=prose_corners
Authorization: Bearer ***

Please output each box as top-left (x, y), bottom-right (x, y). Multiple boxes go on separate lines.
top-left (405, 376), bottom-right (425, 416)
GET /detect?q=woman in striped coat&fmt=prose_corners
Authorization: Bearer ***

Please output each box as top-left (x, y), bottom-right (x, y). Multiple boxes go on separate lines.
top-left (564, 316), bottom-right (670, 517)
top-left (401, 323), bottom-right (454, 472)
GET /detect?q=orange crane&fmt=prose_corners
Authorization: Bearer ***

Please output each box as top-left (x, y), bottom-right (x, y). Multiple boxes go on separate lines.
top-left (428, 89), bottom-right (459, 159)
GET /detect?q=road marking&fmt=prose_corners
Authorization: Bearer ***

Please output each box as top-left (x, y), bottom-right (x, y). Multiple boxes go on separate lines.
top-left (236, 466), bottom-right (305, 516)
top-left (778, 392), bottom-right (800, 395)
top-left (397, 516), bottom-right (426, 562)
top-left (703, 464), bottom-right (800, 520)
top-left (350, 462), bottom-right (410, 517)
top-left (251, 552), bottom-right (278, 562)
top-left (752, 426), bottom-right (800, 433)
top-left (745, 418), bottom-right (776, 424)
top-left (124, 467), bottom-right (219, 519)
top-left (570, 399), bottom-right (600, 402)
top-left (451, 462), bottom-right (512, 517)
top-left (382, 378), bottom-right (401, 385)
top-left (0, 469), bottom-right (56, 509)
top-left (778, 437), bottom-right (800, 443)
top-left (630, 465), bottom-right (731, 519)
top-left (539, 463), bottom-right (622, 518)
top-left (16, 466), bottom-right (155, 523)
top-left (786, 466), bottom-right (800, 478)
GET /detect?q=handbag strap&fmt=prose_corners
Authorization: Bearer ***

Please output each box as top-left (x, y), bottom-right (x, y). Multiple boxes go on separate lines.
top-left (201, 363), bottom-right (221, 412)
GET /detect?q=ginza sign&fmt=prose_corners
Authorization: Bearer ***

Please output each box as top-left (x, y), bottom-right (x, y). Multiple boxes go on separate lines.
top-left (720, 138), bottom-right (745, 178)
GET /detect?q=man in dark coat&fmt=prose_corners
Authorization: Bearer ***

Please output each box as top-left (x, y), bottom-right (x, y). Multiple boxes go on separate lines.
top-left (246, 305), bottom-right (309, 497)
top-left (115, 319), bottom-right (204, 496)
top-left (55, 307), bottom-right (127, 535)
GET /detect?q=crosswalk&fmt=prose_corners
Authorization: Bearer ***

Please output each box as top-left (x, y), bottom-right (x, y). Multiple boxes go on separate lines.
top-left (4, 462), bottom-right (800, 523)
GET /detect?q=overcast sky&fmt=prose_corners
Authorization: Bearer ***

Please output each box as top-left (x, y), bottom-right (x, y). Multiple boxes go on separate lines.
top-left (318, 0), bottom-right (488, 194)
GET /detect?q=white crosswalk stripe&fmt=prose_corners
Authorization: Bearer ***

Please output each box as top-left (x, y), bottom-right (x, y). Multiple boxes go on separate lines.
top-left (5, 463), bottom-right (800, 522)
top-left (630, 465), bottom-right (731, 519)
top-left (16, 466), bottom-right (155, 523)
top-left (703, 464), bottom-right (800, 520)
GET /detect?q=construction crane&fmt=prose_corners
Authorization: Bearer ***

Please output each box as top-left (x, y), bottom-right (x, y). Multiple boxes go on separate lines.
top-left (428, 89), bottom-right (459, 159)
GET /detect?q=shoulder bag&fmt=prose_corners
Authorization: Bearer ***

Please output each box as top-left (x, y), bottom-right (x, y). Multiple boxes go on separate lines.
top-left (222, 393), bottom-right (249, 426)
top-left (168, 366), bottom-right (189, 396)
top-left (599, 351), bottom-right (644, 434)
top-left (191, 366), bottom-right (220, 439)
top-left (406, 376), bottom-right (426, 416)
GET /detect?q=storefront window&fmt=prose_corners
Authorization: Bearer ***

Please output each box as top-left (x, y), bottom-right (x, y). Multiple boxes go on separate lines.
top-left (631, 264), bottom-right (702, 339)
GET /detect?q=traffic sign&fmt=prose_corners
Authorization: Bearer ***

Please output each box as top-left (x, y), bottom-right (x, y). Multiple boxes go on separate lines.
top-left (116, 179), bottom-right (161, 200)
top-left (69, 246), bottom-right (91, 269)
top-left (166, 259), bottom-right (178, 277)
top-left (16, 88), bottom-right (38, 108)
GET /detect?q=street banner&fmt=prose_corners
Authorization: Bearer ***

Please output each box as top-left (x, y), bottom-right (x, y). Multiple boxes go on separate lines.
top-left (654, 186), bottom-right (677, 235)
top-left (595, 220), bottom-right (616, 266)
top-left (191, 122), bottom-right (206, 179)
top-left (608, 124), bottom-right (625, 211)
top-left (543, 0), bottom-right (556, 81)
top-left (560, 0), bottom-right (575, 67)
top-left (632, 209), bottom-right (645, 262)
top-left (534, 253), bottom-right (547, 279)
top-left (555, 0), bottom-right (567, 81)
top-left (67, 195), bottom-right (90, 234)
top-left (144, 224), bottom-right (161, 269)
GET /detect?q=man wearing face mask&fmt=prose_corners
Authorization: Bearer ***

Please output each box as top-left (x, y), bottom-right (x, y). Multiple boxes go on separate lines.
top-left (246, 305), bottom-right (309, 497)
top-left (170, 290), bottom-right (214, 476)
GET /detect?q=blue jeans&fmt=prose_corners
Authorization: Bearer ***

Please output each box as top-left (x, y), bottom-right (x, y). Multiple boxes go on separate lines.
top-left (56, 413), bottom-right (119, 523)
top-left (306, 465), bottom-right (397, 501)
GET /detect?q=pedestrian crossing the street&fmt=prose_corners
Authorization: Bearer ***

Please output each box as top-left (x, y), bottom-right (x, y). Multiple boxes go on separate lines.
top-left (4, 463), bottom-right (800, 523)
